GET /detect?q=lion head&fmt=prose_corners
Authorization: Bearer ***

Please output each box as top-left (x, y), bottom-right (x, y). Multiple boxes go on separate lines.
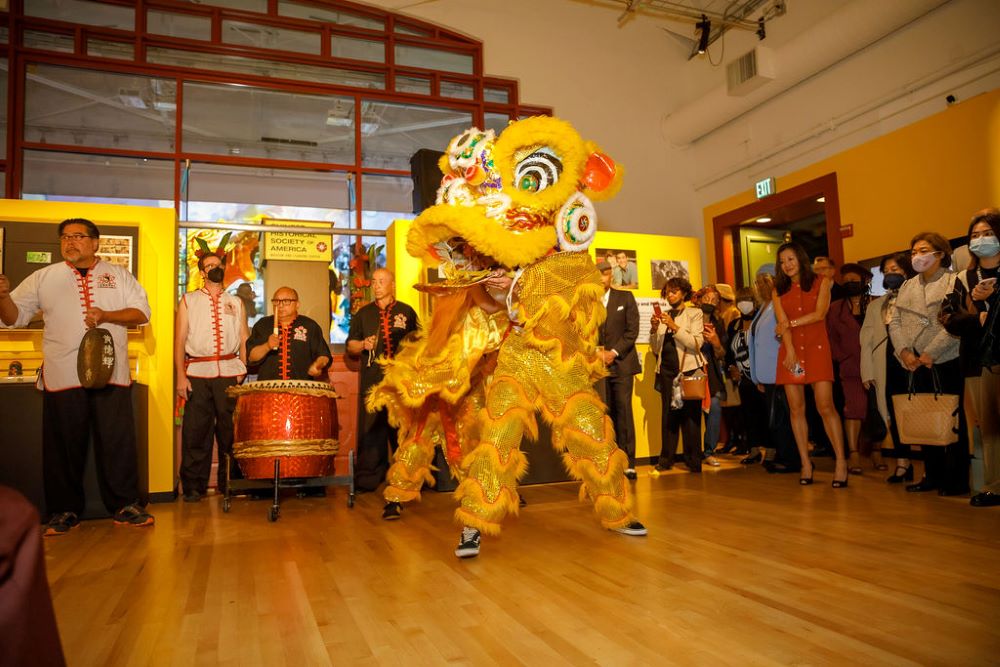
top-left (407, 116), bottom-right (623, 272)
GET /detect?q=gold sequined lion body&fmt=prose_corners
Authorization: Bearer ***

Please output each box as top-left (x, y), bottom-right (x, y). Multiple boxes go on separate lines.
top-left (368, 116), bottom-right (638, 535)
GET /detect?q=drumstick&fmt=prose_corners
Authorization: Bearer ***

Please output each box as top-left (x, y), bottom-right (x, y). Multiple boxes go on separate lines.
top-left (272, 321), bottom-right (279, 350)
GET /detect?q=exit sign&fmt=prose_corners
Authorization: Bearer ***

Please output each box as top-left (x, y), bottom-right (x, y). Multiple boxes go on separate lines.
top-left (755, 177), bottom-right (776, 199)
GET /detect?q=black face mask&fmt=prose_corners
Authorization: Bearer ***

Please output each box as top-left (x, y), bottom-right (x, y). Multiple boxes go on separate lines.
top-left (700, 304), bottom-right (717, 316)
top-left (882, 273), bottom-right (905, 291)
top-left (842, 281), bottom-right (867, 297)
top-left (206, 266), bottom-right (225, 284)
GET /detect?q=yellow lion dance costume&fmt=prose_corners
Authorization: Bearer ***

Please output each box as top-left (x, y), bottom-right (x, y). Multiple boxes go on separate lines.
top-left (368, 116), bottom-right (646, 556)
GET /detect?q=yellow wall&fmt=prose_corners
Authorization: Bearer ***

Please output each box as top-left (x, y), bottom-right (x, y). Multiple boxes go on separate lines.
top-left (385, 219), bottom-right (701, 461)
top-left (703, 88), bottom-right (1000, 280)
top-left (0, 200), bottom-right (177, 496)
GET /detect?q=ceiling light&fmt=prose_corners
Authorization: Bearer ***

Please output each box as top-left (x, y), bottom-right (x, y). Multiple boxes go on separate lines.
top-left (756, 217), bottom-right (772, 223)
top-left (696, 15), bottom-right (711, 54)
top-left (816, 196), bottom-right (826, 203)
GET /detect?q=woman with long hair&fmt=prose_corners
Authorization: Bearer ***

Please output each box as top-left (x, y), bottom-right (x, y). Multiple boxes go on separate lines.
top-left (772, 242), bottom-right (848, 486)
top-left (940, 210), bottom-right (1000, 505)
top-left (889, 232), bottom-right (969, 496)
top-left (860, 253), bottom-right (917, 482)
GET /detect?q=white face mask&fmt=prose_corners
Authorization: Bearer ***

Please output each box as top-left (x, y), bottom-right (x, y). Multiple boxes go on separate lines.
top-left (736, 300), bottom-right (755, 315)
top-left (911, 251), bottom-right (940, 273)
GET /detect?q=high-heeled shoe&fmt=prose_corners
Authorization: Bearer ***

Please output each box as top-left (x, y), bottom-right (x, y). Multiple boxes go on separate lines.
top-left (741, 450), bottom-right (762, 465)
top-left (886, 464), bottom-right (914, 484)
top-left (832, 459), bottom-right (849, 488)
top-left (799, 461), bottom-right (814, 486)
top-left (847, 451), bottom-right (863, 475)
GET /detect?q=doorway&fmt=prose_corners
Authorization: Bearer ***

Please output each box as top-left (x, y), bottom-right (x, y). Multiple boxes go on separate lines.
top-left (711, 173), bottom-right (843, 288)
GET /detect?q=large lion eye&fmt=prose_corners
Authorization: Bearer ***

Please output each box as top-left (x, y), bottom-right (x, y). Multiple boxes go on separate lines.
top-left (514, 150), bottom-right (562, 193)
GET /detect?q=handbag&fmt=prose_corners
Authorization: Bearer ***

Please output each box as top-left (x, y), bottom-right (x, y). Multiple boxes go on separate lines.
top-left (721, 376), bottom-right (742, 407)
top-left (890, 369), bottom-right (960, 446)
top-left (679, 349), bottom-right (707, 401)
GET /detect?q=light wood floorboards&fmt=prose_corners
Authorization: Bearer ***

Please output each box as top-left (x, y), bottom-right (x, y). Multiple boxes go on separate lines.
top-left (44, 457), bottom-right (1000, 666)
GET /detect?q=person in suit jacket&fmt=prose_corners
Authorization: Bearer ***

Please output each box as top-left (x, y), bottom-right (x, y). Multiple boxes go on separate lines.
top-left (597, 261), bottom-right (641, 479)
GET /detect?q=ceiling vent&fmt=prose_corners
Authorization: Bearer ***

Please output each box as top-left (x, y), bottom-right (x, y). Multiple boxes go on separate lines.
top-left (726, 46), bottom-right (775, 97)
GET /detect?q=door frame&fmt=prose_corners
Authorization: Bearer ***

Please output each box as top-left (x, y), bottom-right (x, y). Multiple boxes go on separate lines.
top-left (711, 172), bottom-right (843, 287)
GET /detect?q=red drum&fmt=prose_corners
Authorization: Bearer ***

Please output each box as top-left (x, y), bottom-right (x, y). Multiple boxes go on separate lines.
top-left (228, 380), bottom-right (341, 479)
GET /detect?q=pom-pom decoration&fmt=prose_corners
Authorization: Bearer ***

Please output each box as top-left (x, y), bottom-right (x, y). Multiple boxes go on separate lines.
top-left (555, 192), bottom-right (597, 252)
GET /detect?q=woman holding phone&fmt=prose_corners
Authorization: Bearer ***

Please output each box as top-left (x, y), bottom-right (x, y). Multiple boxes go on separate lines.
top-left (772, 242), bottom-right (848, 487)
top-left (650, 276), bottom-right (705, 473)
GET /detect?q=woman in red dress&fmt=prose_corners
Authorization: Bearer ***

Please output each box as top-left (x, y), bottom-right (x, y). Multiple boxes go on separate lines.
top-left (773, 242), bottom-right (848, 487)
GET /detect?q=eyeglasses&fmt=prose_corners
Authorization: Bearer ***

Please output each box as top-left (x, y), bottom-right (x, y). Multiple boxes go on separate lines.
top-left (60, 233), bottom-right (93, 242)
top-left (271, 299), bottom-right (297, 306)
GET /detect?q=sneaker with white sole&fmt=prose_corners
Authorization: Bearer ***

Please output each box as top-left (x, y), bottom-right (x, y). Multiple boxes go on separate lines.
top-left (455, 526), bottom-right (481, 558)
top-left (612, 520), bottom-right (648, 536)
top-left (704, 456), bottom-right (721, 467)
top-left (624, 468), bottom-right (638, 480)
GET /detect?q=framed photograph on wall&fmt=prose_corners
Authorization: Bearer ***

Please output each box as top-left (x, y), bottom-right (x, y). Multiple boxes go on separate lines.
top-left (0, 226), bottom-right (5, 274)
top-left (595, 247), bottom-right (639, 289)
top-left (650, 259), bottom-right (690, 292)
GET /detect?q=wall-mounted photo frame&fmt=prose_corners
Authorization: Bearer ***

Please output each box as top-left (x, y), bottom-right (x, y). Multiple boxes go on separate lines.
top-left (0, 226), bottom-right (5, 274)
top-left (595, 247), bottom-right (639, 290)
top-left (650, 259), bottom-right (690, 292)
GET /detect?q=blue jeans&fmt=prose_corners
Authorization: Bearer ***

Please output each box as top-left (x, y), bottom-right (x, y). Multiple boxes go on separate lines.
top-left (703, 392), bottom-right (723, 455)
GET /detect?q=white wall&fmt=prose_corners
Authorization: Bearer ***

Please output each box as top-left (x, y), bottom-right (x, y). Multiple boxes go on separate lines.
top-left (364, 0), bottom-right (1000, 246)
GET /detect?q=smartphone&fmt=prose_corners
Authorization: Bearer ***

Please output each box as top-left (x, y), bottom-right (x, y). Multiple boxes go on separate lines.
top-left (793, 362), bottom-right (806, 377)
top-left (979, 277), bottom-right (997, 289)
top-left (653, 302), bottom-right (662, 317)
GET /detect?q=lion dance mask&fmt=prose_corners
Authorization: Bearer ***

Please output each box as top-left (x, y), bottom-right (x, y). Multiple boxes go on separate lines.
top-left (368, 116), bottom-right (641, 539)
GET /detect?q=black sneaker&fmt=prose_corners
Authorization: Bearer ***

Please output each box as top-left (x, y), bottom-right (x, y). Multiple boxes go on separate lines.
top-left (182, 491), bottom-right (201, 503)
top-left (43, 512), bottom-right (79, 537)
top-left (518, 493), bottom-right (527, 507)
top-left (455, 526), bottom-right (481, 558)
top-left (624, 468), bottom-right (638, 480)
top-left (611, 520), bottom-right (648, 536)
top-left (113, 503), bottom-right (155, 527)
top-left (381, 501), bottom-right (402, 520)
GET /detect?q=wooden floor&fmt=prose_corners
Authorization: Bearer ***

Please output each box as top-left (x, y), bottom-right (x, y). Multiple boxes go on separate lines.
top-left (45, 456), bottom-right (1000, 666)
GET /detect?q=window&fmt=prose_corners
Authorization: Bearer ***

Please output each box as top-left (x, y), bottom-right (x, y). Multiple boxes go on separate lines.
top-left (22, 151), bottom-right (174, 206)
top-left (223, 20), bottom-right (320, 55)
top-left (394, 44), bottom-right (473, 75)
top-left (25, 65), bottom-right (177, 153)
top-left (278, 1), bottom-right (384, 31)
top-left (361, 101), bottom-right (473, 170)
top-left (182, 82), bottom-right (355, 165)
top-left (147, 10), bottom-right (212, 42)
top-left (147, 46), bottom-right (386, 90)
top-left (25, 0), bottom-right (134, 31)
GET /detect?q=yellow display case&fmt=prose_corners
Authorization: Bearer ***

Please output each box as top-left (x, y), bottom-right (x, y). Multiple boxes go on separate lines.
top-left (0, 200), bottom-right (176, 500)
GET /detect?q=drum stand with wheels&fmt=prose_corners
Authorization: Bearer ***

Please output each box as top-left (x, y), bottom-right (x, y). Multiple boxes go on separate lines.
top-left (221, 450), bottom-right (356, 521)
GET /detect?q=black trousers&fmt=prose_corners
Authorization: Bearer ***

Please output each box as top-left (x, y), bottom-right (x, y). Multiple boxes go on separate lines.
top-left (180, 376), bottom-right (239, 495)
top-left (603, 372), bottom-right (637, 467)
top-left (735, 377), bottom-right (769, 450)
top-left (354, 407), bottom-right (399, 492)
top-left (658, 391), bottom-right (703, 472)
top-left (42, 385), bottom-right (140, 516)
top-left (888, 357), bottom-right (969, 492)
top-left (763, 383), bottom-right (800, 469)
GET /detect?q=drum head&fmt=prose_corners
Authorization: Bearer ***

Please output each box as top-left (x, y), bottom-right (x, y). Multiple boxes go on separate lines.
top-left (77, 327), bottom-right (115, 389)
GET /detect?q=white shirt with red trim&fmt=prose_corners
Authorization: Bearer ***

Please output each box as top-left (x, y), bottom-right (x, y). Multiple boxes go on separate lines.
top-left (2, 260), bottom-right (151, 391)
top-left (182, 288), bottom-right (247, 378)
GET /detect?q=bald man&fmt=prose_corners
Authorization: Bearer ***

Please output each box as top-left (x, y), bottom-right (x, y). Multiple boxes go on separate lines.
top-left (347, 269), bottom-right (418, 493)
top-left (246, 286), bottom-right (330, 381)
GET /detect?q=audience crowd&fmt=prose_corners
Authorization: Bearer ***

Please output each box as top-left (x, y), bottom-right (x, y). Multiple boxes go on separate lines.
top-left (642, 209), bottom-right (1000, 507)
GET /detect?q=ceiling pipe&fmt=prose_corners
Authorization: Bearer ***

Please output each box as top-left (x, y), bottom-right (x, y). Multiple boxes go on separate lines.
top-left (661, 0), bottom-right (950, 146)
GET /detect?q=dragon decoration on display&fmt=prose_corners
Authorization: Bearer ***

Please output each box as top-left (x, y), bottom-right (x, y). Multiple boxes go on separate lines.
top-left (348, 241), bottom-right (384, 314)
top-left (185, 229), bottom-right (259, 292)
top-left (367, 115), bottom-right (642, 536)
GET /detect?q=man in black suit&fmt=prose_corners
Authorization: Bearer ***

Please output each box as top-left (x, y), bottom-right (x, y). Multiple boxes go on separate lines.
top-left (597, 261), bottom-right (641, 480)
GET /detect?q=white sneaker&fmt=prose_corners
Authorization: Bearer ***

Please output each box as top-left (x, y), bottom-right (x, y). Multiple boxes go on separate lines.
top-left (705, 456), bottom-right (721, 467)
top-left (611, 520), bottom-right (648, 536)
top-left (455, 526), bottom-right (481, 558)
